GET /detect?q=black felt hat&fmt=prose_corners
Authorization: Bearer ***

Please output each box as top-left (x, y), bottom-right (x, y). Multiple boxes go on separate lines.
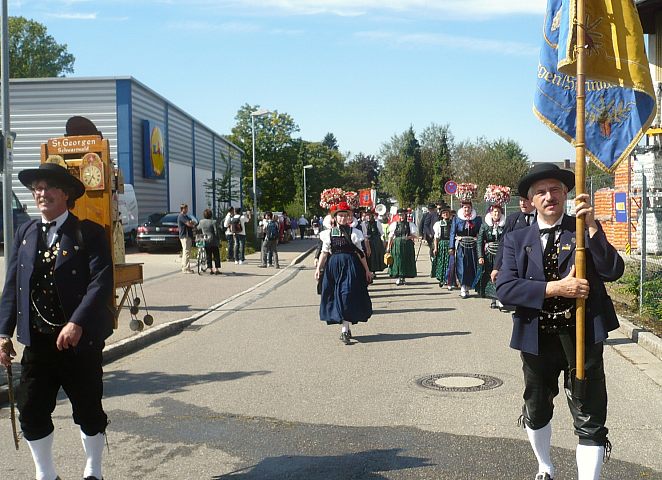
top-left (517, 162), bottom-right (575, 199)
top-left (19, 162), bottom-right (86, 200)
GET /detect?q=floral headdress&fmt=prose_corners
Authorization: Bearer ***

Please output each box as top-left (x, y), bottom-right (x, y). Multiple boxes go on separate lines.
top-left (484, 184), bottom-right (511, 208)
top-left (344, 191), bottom-right (360, 209)
top-left (320, 188), bottom-right (346, 209)
top-left (455, 183), bottom-right (478, 203)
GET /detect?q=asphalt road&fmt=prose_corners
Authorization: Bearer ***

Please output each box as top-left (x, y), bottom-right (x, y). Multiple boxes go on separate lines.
top-left (1, 254), bottom-right (661, 479)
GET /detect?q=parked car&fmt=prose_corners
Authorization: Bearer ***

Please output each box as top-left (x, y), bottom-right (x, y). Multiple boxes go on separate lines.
top-left (0, 184), bottom-right (32, 243)
top-left (136, 212), bottom-right (182, 252)
top-left (118, 184), bottom-right (139, 245)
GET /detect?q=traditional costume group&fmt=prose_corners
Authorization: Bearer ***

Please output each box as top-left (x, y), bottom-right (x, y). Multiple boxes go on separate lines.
top-left (449, 183), bottom-right (482, 298)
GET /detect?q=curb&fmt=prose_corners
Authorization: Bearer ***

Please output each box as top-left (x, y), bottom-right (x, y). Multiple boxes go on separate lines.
top-left (0, 245), bottom-right (318, 405)
top-left (617, 315), bottom-right (662, 362)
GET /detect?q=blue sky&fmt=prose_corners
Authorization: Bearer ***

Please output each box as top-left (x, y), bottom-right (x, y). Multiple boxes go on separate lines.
top-left (11, 0), bottom-right (580, 163)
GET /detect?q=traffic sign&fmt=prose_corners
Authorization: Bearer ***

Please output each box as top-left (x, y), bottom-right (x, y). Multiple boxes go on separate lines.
top-left (444, 180), bottom-right (457, 195)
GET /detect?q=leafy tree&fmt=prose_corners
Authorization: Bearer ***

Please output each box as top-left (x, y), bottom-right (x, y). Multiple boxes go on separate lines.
top-left (9, 17), bottom-right (75, 78)
top-left (380, 126), bottom-right (426, 207)
top-left (322, 132), bottom-right (339, 151)
top-left (293, 140), bottom-right (345, 216)
top-left (342, 153), bottom-right (380, 192)
top-left (228, 104), bottom-right (300, 211)
top-left (420, 123), bottom-right (454, 203)
top-left (204, 153), bottom-right (240, 217)
top-left (452, 137), bottom-right (529, 196)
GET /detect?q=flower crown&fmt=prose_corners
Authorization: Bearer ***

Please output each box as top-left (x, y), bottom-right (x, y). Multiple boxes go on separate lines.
top-left (320, 188), bottom-right (359, 209)
top-left (455, 183), bottom-right (478, 203)
top-left (484, 184), bottom-right (511, 208)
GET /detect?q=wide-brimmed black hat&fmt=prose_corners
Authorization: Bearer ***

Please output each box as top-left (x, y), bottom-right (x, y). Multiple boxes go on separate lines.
top-left (517, 162), bottom-right (574, 198)
top-left (436, 200), bottom-right (451, 212)
top-left (19, 162), bottom-right (86, 200)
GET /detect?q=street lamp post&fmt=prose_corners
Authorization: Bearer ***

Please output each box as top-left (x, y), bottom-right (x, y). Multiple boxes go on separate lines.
top-left (303, 164), bottom-right (313, 214)
top-left (250, 108), bottom-right (270, 248)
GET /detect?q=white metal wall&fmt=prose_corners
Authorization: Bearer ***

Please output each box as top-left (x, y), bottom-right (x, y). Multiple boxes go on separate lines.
top-left (3, 78), bottom-right (118, 216)
top-left (196, 167), bottom-right (213, 216)
top-left (131, 82), bottom-right (168, 221)
top-left (169, 162), bottom-right (193, 213)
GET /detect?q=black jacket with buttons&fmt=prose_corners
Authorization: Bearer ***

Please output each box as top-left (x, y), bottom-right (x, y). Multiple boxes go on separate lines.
top-left (0, 213), bottom-right (114, 349)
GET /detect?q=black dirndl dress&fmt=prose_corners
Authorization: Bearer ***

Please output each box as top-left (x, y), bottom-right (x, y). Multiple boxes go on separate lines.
top-left (366, 220), bottom-right (386, 273)
top-left (319, 229), bottom-right (373, 325)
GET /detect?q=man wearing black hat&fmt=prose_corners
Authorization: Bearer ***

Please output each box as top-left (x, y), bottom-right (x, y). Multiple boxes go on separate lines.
top-left (0, 162), bottom-right (113, 480)
top-left (496, 163), bottom-right (623, 480)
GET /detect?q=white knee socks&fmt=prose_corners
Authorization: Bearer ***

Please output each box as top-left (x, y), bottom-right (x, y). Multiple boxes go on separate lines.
top-left (341, 320), bottom-right (350, 333)
top-left (526, 423), bottom-right (554, 478)
top-left (27, 431), bottom-right (58, 480)
top-left (80, 431), bottom-right (105, 479)
top-left (576, 444), bottom-right (604, 480)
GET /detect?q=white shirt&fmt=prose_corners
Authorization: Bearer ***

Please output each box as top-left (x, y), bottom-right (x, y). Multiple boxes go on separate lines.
top-left (42, 210), bottom-right (69, 247)
top-left (361, 220), bottom-right (383, 237)
top-left (320, 227), bottom-right (365, 253)
top-left (387, 221), bottom-right (417, 239)
top-left (536, 215), bottom-right (564, 252)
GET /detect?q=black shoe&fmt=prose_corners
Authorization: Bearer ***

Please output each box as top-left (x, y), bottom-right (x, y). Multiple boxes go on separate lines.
top-left (339, 332), bottom-right (351, 345)
top-left (84, 477), bottom-right (103, 480)
top-left (490, 299), bottom-right (497, 309)
top-left (534, 474), bottom-right (553, 480)
top-left (258, 264), bottom-right (267, 268)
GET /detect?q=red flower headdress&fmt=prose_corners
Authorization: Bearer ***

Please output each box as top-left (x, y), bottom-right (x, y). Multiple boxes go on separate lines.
top-left (484, 184), bottom-right (511, 208)
top-left (320, 188), bottom-right (346, 209)
top-left (455, 183), bottom-right (478, 203)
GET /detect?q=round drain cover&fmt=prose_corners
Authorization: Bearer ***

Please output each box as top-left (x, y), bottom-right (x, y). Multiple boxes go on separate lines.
top-left (417, 373), bottom-right (503, 392)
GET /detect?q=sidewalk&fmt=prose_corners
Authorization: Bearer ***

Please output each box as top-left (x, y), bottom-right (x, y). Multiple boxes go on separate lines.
top-left (0, 238), bottom-right (318, 403)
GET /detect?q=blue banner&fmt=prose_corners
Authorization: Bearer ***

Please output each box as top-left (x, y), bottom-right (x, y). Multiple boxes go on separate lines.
top-left (534, 0), bottom-right (656, 173)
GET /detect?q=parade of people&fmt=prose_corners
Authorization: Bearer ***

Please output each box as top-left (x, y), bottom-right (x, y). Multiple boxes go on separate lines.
top-left (2, 2), bottom-right (661, 478)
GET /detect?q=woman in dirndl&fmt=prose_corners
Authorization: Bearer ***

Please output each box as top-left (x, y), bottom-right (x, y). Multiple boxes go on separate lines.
top-left (362, 209), bottom-right (386, 278)
top-left (449, 188), bottom-right (482, 298)
top-left (315, 201), bottom-right (373, 345)
top-left (387, 208), bottom-right (418, 286)
top-left (431, 203), bottom-right (452, 288)
top-left (476, 185), bottom-right (510, 307)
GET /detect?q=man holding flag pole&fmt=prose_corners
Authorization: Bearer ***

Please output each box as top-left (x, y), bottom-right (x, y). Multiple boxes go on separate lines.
top-left (498, 0), bottom-right (655, 479)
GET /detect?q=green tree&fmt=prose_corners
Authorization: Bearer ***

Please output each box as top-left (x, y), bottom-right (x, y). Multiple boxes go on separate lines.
top-left (452, 137), bottom-right (529, 196)
top-left (342, 153), bottom-right (380, 192)
top-left (322, 132), bottom-right (339, 151)
top-left (228, 104), bottom-right (300, 211)
top-left (380, 126), bottom-right (426, 207)
top-left (293, 140), bottom-right (345, 216)
top-left (420, 123), bottom-right (454, 203)
top-left (9, 17), bottom-right (75, 78)
top-left (204, 153), bottom-right (240, 217)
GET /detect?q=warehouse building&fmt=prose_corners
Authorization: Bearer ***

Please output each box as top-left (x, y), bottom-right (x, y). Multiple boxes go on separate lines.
top-left (4, 76), bottom-right (244, 221)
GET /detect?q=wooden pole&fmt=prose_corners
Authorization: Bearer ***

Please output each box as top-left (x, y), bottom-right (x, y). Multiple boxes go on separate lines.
top-left (575, 0), bottom-right (587, 381)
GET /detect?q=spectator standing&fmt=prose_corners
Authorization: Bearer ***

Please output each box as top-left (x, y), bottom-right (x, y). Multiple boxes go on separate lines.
top-left (259, 211), bottom-right (280, 268)
top-left (198, 209), bottom-right (221, 274)
top-left (178, 203), bottom-right (196, 274)
top-left (231, 209), bottom-right (250, 264)
top-left (290, 216), bottom-right (298, 240)
top-left (299, 215), bottom-right (309, 239)
top-left (223, 207), bottom-right (235, 262)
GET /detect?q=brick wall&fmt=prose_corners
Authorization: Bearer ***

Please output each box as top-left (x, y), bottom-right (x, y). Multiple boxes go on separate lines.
top-left (593, 161), bottom-right (637, 251)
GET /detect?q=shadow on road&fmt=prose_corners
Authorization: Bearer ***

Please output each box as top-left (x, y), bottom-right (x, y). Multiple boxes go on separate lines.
top-left (372, 307), bottom-right (455, 315)
top-left (213, 448), bottom-right (433, 479)
top-left (354, 331), bottom-right (470, 344)
top-left (103, 370), bottom-right (271, 397)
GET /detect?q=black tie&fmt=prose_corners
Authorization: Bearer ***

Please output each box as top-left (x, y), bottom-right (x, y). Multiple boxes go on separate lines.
top-left (540, 226), bottom-right (561, 279)
top-left (38, 221), bottom-right (57, 246)
top-left (525, 213), bottom-right (533, 226)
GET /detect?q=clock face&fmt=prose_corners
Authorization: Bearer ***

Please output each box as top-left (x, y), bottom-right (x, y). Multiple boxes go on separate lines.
top-left (82, 164), bottom-right (103, 188)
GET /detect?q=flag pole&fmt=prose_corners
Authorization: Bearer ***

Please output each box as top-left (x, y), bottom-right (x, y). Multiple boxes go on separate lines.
top-left (574, 0), bottom-right (587, 381)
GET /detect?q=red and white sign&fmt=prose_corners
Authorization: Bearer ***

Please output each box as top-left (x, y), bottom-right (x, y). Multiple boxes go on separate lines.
top-left (444, 180), bottom-right (458, 195)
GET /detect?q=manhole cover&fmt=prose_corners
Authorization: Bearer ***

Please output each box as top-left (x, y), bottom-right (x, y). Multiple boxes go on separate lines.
top-left (416, 373), bottom-right (503, 392)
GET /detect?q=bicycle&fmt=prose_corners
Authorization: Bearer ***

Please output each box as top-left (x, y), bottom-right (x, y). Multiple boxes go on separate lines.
top-left (195, 234), bottom-right (208, 274)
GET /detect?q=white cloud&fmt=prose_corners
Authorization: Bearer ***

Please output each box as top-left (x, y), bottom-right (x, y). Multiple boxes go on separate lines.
top-left (356, 30), bottom-right (538, 56)
top-left (167, 20), bottom-right (262, 33)
top-left (48, 12), bottom-right (98, 20)
top-left (227, 0), bottom-right (544, 17)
